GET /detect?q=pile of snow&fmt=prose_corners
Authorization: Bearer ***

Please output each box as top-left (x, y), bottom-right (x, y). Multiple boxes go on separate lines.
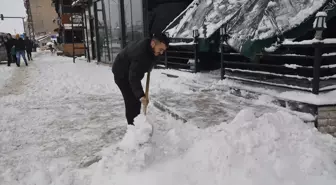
top-left (118, 114), bottom-right (153, 151)
top-left (86, 108), bottom-right (336, 185)
top-left (46, 42), bottom-right (54, 46)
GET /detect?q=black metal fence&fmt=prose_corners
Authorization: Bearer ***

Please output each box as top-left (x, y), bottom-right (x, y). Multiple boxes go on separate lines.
top-left (217, 38), bottom-right (336, 95)
top-left (160, 13), bottom-right (336, 95)
top-left (160, 38), bottom-right (336, 95)
top-left (158, 37), bottom-right (201, 73)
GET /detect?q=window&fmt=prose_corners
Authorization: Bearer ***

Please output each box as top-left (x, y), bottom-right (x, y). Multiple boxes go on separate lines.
top-left (64, 30), bottom-right (84, 43)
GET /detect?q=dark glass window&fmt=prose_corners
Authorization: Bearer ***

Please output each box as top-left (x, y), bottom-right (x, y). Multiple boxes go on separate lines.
top-left (124, 0), bottom-right (144, 44)
top-left (64, 30), bottom-right (84, 43)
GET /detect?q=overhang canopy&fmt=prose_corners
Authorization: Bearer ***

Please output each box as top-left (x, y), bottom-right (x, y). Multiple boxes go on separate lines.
top-left (164, 0), bottom-right (336, 58)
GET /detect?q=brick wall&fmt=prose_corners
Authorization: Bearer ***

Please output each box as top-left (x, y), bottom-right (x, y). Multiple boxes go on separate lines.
top-left (317, 106), bottom-right (336, 137)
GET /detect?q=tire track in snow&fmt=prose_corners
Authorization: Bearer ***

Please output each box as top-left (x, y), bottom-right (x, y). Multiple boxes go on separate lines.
top-left (0, 64), bottom-right (30, 97)
top-left (0, 52), bottom-right (43, 98)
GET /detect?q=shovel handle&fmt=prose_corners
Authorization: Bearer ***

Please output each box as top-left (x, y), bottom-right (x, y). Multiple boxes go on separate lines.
top-left (143, 72), bottom-right (150, 115)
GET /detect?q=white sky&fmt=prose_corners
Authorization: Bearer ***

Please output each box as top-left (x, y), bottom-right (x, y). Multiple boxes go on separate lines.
top-left (0, 0), bottom-right (26, 34)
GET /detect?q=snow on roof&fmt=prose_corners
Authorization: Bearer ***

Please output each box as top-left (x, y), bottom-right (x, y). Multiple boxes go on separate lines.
top-left (164, 0), bottom-right (328, 57)
top-left (72, 0), bottom-right (87, 6)
top-left (72, 0), bottom-right (80, 6)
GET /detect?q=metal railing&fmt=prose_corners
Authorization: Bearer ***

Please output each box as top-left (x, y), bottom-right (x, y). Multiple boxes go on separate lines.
top-left (161, 11), bottom-right (336, 95)
top-left (159, 36), bottom-right (200, 73)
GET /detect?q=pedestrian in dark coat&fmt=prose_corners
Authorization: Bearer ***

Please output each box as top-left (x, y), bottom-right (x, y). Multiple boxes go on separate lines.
top-left (4, 33), bottom-right (15, 66)
top-left (112, 33), bottom-right (169, 125)
top-left (24, 37), bottom-right (33, 61)
top-left (14, 34), bottom-right (28, 67)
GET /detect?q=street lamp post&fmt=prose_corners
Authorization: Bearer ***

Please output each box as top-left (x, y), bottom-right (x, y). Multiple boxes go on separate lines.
top-left (220, 26), bottom-right (225, 80)
top-left (313, 11), bottom-right (327, 40)
top-left (192, 26), bottom-right (199, 73)
top-left (312, 11), bottom-right (327, 95)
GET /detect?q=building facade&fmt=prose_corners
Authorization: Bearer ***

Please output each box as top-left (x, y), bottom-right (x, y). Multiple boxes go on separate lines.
top-left (50, 0), bottom-right (188, 63)
top-left (30, 0), bottom-right (58, 36)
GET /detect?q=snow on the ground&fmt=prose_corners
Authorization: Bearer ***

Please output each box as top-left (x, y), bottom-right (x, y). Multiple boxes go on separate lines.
top-left (84, 108), bottom-right (336, 185)
top-left (0, 64), bottom-right (15, 89)
top-left (151, 68), bottom-right (336, 106)
top-left (0, 52), bottom-right (126, 185)
top-left (0, 52), bottom-right (335, 185)
top-left (0, 51), bottom-right (39, 91)
top-left (117, 115), bottom-right (153, 151)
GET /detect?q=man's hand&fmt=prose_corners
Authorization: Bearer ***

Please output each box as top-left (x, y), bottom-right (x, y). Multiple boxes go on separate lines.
top-left (140, 96), bottom-right (149, 106)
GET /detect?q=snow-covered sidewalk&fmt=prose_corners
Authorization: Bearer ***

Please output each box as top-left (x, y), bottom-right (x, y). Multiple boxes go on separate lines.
top-left (0, 52), bottom-right (127, 184)
top-left (0, 52), bottom-right (336, 185)
top-left (152, 89), bottom-right (274, 128)
top-left (0, 63), bottom-right (15, 90)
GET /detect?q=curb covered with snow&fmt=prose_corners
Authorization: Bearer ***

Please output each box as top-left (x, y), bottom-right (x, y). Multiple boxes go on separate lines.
top-left (211, 79), bottom-right (336, 106)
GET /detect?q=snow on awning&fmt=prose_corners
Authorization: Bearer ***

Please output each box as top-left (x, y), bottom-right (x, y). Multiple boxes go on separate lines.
top-left (163, 0), bottom-right (331, 58)
top-left (72, 0), bottom-right (87, 6)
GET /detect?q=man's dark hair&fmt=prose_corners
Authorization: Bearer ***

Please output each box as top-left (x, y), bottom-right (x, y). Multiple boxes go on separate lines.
top-left (152, 33), bottom-right (170, 47)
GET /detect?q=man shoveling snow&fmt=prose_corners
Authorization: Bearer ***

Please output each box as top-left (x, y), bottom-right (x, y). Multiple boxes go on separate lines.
top-left (112, 33), bottom-right (170, 149)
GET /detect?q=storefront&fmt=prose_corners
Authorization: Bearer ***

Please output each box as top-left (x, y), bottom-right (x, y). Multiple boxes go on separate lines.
top-left (78, 0), bottom-right (146, 63)
top-left (102, 0), bottom-right (146, 63)
top-left (82, 0), bottom-right (148, 63)
top-left (52, 0), bottom-right (186, 63)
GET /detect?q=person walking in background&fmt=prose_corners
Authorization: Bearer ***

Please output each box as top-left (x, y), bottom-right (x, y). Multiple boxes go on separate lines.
top-left (4, 33), bottom-right (15, 67)
top-left (14, 34), bottom-right (28, 67)
top-left (11, 44), bottom-right (16, 64)
top-left (24, 36), bottom-right (33, 61)
top-left (48, 43), bottom-right (55, 54)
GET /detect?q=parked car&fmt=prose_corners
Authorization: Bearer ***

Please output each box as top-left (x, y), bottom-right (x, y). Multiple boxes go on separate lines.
top-left (0, 33), bottom-right (8, 63)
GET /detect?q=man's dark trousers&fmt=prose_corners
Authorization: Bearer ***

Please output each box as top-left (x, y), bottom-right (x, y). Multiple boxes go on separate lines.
top-left (27, 51), bottom-right (32, 61)
top-left (6, 52), bottom-right (12, 66)
top-left (115, 77), bottom-right (141, 125)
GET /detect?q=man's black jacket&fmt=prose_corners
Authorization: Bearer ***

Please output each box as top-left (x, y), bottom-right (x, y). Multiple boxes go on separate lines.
top-left (25, 39), bottom-right (33, 52)
top-left (14, 38), bottom-right (26, 51)
top-left (112, 38), bottom-right (157, 99)
top-left (4, 38), bottom-right (14, 53)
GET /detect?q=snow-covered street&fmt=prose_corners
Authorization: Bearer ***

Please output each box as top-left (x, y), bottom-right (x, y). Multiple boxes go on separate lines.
top-left (0, 52), bottom-right (336, 185)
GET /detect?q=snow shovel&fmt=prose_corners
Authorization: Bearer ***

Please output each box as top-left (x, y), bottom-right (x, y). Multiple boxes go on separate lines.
top-left (117, 72), bottom-right (153, 150)
top-left (140, 71), bottom-right (154, 138)
top-left (143, 71), bottom-right (150, 115)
